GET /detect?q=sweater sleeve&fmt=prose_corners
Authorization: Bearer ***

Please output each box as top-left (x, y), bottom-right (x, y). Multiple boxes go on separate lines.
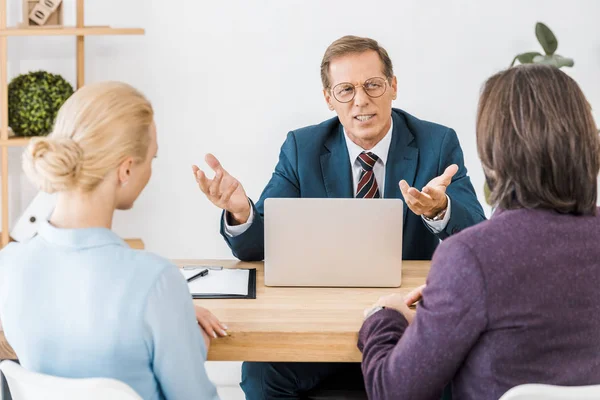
top-left (358, 238), bottom-right (487, 400)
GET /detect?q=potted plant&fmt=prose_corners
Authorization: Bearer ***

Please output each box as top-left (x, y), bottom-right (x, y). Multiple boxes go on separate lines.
top-left (8, 70), bottom-right (74, 137)
top-left (510, 22), bottom-right (573, 69)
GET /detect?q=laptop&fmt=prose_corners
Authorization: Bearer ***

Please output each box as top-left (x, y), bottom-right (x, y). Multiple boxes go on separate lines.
top-left (264, 198), bottom-right (403, 287)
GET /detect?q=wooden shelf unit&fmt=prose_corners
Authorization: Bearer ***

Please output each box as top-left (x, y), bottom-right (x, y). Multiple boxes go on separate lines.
top-left (0, 0), bottom-right (146, 249)
top-left (0, 136), bottom-right (31, 146)
top-left (0, 26), bottom-right (145, 37)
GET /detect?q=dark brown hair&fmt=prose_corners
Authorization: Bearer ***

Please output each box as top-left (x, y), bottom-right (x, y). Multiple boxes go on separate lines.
top-left (477, 64), bottom-right (599, 215)
top-left (320, 35), bottom-right (393, 89)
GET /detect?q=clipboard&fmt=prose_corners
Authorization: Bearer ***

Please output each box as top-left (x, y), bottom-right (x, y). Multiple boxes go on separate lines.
top-left (182, 266), bottom-right (256, 300)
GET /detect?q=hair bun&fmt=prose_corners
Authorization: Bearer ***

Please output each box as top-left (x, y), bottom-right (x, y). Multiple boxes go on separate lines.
top-left (22, 136), bottom-right (84, 193)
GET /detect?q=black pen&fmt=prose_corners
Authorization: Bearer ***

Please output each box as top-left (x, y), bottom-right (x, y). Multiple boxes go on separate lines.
top-left (187, 268), bottom-right (209, 282)
top-left (198, 269), bottom-right (209, 277)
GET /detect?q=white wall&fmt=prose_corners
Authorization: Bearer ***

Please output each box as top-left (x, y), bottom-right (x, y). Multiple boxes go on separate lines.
top-left (3, 0), bottom-right (600, 258)
top-left (3, 1), bottom-right (600, 396)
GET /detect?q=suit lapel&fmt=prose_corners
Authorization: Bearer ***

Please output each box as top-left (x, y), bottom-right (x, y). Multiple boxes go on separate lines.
top-left (384, 111), bottom-right (419, 226)
top-left (320, 124), bottom-right (353, 198)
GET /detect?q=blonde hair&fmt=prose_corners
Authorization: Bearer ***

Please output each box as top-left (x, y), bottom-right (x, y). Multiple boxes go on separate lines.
top-left (23, 81), bottom-right (154, 193)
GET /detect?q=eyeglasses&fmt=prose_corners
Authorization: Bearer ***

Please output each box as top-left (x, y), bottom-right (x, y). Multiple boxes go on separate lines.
top-left (330, 77), bottom-right (388, 103)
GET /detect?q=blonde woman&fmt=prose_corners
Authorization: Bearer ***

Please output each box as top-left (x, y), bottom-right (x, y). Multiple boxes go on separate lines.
top-left (0, 82), bottom-right (221, 400)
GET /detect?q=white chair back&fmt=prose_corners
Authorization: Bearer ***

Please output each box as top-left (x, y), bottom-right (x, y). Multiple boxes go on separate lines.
top-left (499, 383), bottom-right (600, 400)
top-left (0, 360), bottom-right (142, 400)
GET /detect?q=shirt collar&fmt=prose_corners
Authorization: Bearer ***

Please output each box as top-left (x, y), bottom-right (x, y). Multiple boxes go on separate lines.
top-left (343, 117), bottom-right (393, 166)
top-left (38, 219), bottom-right (127, 249)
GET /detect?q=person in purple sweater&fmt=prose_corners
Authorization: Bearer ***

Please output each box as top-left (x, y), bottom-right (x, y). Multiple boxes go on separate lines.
top-left (359, 64), bottom-right (600, 400)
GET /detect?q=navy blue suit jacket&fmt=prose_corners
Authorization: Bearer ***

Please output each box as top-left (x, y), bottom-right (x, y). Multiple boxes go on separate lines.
top-left (221, 108), bottom-right (485, 261)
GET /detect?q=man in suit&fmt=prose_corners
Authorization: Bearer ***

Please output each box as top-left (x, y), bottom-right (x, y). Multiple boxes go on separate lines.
top-left (193, 35), bottom-right (485, 399)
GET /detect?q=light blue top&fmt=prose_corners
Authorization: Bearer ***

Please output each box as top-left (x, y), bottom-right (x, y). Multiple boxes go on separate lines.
top-left (0, 220), bottom-right (219, 400)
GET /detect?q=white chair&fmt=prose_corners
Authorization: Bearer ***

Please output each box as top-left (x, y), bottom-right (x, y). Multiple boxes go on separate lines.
top-left (0, 360), bottom-right (141, 400)
top-left (499, 383), bottom-right (600, 400)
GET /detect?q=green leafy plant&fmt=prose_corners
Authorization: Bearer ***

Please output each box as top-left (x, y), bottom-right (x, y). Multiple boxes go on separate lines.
top-left (510, 22), bottom-right (574, 69)
top-left (8, 71), bottom-right (74, 137)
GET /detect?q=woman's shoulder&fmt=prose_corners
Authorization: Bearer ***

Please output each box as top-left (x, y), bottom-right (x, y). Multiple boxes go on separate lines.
top-left (107, 249), bottom-right (188, 310)
top-left (0, 240), bottom-right (41, 269)
top-left (433, 210), bottom-right (520, 265)
top-left (118, 248), bottom-right (181, 282)
top-left (125, 248), bottom-right (175, 269)
top-left (445, 208), bottom-right (543, 245)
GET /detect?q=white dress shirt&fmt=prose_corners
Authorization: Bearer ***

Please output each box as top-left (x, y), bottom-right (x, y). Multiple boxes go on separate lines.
top-left (225, 118), bottom-right (451, 236)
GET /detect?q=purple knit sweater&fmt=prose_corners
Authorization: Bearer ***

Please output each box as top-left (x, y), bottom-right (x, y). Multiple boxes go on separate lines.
top-left (358, 208), bottom-right (600, 400)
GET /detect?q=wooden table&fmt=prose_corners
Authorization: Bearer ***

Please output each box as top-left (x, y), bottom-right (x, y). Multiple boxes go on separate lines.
top-left (0, 260), bottom-right (430, 362)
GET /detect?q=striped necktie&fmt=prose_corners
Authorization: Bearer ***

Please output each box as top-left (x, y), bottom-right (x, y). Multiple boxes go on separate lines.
top-left (356, 151), bottom-right (381, 198)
